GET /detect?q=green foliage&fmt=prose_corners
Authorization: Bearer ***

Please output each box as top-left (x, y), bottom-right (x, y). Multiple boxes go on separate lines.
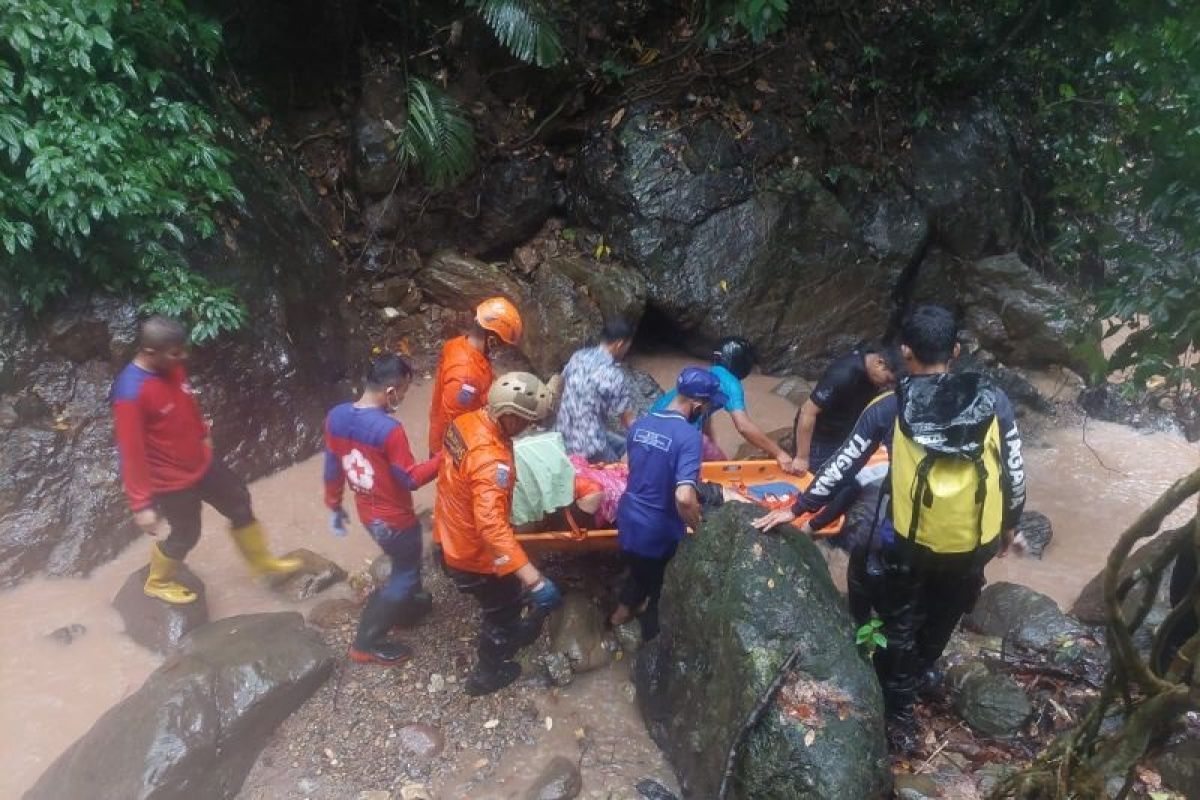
top-left (470, 0), bottom-right (564, 68)
top-left (855, 617), bottom-right (887, 658)
top-left (0, 0), bottom-right (244, 336)
top-left (702, 0), bottom-right (790, 46)
top-left (397, 76), bottom-right (476, 190)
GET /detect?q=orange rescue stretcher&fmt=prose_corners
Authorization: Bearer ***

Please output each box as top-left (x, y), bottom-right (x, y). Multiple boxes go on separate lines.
top-left (516, 450), bottom-right (888, 553)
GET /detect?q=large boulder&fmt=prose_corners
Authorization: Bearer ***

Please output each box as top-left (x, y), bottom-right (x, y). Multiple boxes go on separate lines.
top-left (635, 504), bottom-right (890, 799)
top-left (571, 109), bottom-right (890, 375)
top-left (0, 128), bottom-right (350, 588)
top-left (910, 108), bottom-right (1021, 260)
top-left (417, 250), bottom-right (525, 310)
top-left (473, 155), bottom-right (564, 256)
top-left (1071, 523), bottom-right (1191, 624)
top-left (113, 563), bottom-right (210, 654)
top-left (962, 254), bottom-right (1101, 373)
top-left (952, 669), bottom-right (1032, 737)
top-left (24, 613), bottom-right (335, 800)
top-left (966, 582), bottom-right (1090, 657)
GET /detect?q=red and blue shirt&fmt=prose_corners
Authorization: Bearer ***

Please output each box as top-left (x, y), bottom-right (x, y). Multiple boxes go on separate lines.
top-left (111, 363), bottom-right (212, 511)
top-left (324, 403), bottom-right (440, 530)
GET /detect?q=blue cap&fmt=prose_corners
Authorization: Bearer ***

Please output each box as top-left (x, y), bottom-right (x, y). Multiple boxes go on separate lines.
top-left (676, 367), bottom-right (728, 410)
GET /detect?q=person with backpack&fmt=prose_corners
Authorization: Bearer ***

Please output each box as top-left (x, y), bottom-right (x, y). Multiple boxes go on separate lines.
top-left (751, 305), bottom-right (1027, 747)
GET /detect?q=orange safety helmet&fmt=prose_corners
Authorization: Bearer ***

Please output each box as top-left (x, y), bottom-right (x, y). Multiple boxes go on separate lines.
top-left (475, 296), bottom-right (523, 345)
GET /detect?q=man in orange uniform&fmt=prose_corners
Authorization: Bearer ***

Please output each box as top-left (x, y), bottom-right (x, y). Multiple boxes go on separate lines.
top-left (435, 372), bottom-right (564, 696)
top-left (427, 296), bottom-right (524, 457)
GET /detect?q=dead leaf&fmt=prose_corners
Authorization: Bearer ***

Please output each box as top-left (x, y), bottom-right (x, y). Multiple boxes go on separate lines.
top-left (609, 108), bottom-right (626, 129)
top-left (636, 47), bottom-right (659, 66)
top-left (754, 78), bottom-right (775, 93)
top-left (767, 578), bottom-right (776, 589)
top-left (483, 718), bottom-right (499, 729)
top-left (544, 716), bottom-right (553, 731)
top-left (804, 728), bottom-right (816, 747)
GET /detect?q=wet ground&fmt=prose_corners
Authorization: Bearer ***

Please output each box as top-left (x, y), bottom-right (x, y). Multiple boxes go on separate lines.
top-left (1, 353), bottom-right (1197, 798)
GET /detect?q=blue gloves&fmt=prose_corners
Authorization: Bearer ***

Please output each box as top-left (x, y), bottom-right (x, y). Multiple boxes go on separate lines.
top-left (330, 507), bottom-right (350, 538)
top-left (527, 577), bottom-right (563, 613)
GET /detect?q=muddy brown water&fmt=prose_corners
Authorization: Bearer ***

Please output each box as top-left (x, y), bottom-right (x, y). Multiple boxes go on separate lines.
top-left (1, 353), bottom-right (1197, 798)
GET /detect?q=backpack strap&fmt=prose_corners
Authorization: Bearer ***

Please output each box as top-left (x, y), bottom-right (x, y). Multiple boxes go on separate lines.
top-left (906, 454), bottom-right (935, 542)
top-left (973, 456), bottom-right (989, 550)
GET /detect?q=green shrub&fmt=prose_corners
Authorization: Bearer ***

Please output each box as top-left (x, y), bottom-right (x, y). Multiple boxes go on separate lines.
top-left (0, 0), bottom-right (245, 341)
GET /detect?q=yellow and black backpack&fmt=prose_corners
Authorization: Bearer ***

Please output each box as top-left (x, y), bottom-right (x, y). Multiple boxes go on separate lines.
top-left (888, 373), bottom-right (1005, 554)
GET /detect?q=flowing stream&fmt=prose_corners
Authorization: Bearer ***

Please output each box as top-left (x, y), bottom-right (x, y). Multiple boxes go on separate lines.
top-left (1, 353), bottom-right (1196, 798)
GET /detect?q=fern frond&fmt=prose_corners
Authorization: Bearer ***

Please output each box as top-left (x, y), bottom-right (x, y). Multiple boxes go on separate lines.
top-left (473, 0), bottom-right (564, 68)
top-left (398, 77), bottom-right (476, 190)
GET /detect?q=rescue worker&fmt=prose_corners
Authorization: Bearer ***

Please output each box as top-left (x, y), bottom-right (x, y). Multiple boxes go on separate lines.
top-left (610, 367), bottom-right (721, 640)
top-left (751, 305), bottom-right (1027, 748)
top-left (790, 343), bottom-right (898, 475)
top-left (323, 354), bottom-right (440, 665)
top-left (434, 372), bottom-right (564, 695)
top-left (427, 296), bottom-right (523, 457)
top-left (651, 336), bottom-right (794, 473)
top-left (554, 318), bottom-right (637, 462)
top-left (112, 316), bottom-right (300, 605)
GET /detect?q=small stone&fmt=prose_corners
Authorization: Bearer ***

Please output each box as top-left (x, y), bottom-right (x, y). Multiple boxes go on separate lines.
top-left (397, 724), bottom-right (444, 758)
top-left (635, 779), bottom-right (679, 800)
top-left (954, 671), bottom-right (1033, 736)
top-left (297, 777), bottom-right (318, 794)
top-left (47, 623), bottom-right (87, 645)
top-left (427, 673), bottom-right (446, 693)
top-left (400, 785), bottom-right (431, 800)
top-left (543, 652), bottom-right (574, 687)
top-left (383, 307), bottom-right (401, 321)
top-left (524, 755), bottom-right (582, 800)
top-left (269, 549), bottom-right (348, 601)
top-left (358, 791), bottom-right (391, 800)
top-left (483, 718), bottom-right (500, 729)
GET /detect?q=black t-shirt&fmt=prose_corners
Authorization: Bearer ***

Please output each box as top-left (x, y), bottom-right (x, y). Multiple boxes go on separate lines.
top-left (809, 352), bottom-right (879, 446)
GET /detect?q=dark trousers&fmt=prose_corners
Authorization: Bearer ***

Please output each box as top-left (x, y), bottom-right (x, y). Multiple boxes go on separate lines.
top-left (875, 538), bottom-right (997, 720)
top-left (367, 522), bottom-right (422, 602)
top-left (447, 566), bottom-right (542, 670)
top-left (155, 460), bottom-right (253, 560)
top-left (618, 549), bottom-right (676, 641)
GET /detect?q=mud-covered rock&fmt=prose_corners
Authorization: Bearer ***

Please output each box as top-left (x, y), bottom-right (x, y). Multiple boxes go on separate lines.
top-left (544, 255), bottom-right (647, 328)
top-left (966, 582), bottom-right (1089, 656)
top-left (547, 593), bottom-right (616, 674)
top-left (1077, 383), bottom-right (1177, 433)
top-left (837, 174), bottom-right (930, 271)
top-left (634, 504), bottom-right (889, 799)
top-left (112, 562), bottom-right (210, 654)
top-left (635, 779), bottom-right (679, 800)
top-left (911, 108), bottom-right (1021, 260)
top-left (524, 755), bottom-right (583, 800)
top-left (268, 548), bottom-right (348, 601)
top-left (953, 671), bottom-right (1032, 737)
top-left (25, 612), bottom-right (335, 800)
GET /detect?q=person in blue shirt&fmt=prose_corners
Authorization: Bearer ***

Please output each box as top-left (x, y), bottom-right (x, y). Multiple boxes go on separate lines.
top-left (651, 337), bottom-right (794, 473)
top-left (610, 367), bottom-right (726, 640)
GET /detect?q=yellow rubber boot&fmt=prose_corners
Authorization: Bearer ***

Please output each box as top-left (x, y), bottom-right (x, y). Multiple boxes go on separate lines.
top-left (144, 543), bottom-right (198, 604)
top-left (230, 521), bottom-right (302, 576)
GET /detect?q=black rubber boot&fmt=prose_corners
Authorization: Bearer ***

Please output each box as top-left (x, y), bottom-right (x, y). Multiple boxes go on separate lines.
top-left (349, 592), bottom-right (413, 665)
top-left (465, 620), bottom-right (521, 696)
top-left (391, 589), bottom-right (434, 630)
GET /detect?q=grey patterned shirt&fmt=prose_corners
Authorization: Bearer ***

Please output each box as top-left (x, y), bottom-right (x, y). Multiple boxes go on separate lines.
top-left (554, 345), bottom-right (632, 460)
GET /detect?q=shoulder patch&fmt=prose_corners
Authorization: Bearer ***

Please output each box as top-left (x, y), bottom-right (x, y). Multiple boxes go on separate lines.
top-left (456, 383), bottom-right (478, 406)
top-left (495, 462), bottom-right (511, 489)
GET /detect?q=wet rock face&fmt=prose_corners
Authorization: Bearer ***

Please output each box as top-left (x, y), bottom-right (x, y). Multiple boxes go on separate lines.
top-left (112, 562), bottom-right (210, 654)
top-left (475, 156), bottom-right (564, 256)
top-left (25, 612), bottom-right (335, 800)
top-left (634, 504), bottom-right (890, 799)
top-left (911, 108), bottom-right (1021, 260)
top-left (571, 109), bottom-right (890, 375)
top-left (1077, 383), bottom-right (1178, 434)
top-left (268, 548), bottom-right (348, 601)
top-left (0, 135), bottom-right (349, 589)
top-left (1015, 511), bottom-right (1053, 559)
top-left (353, 68), bottom-right (405, 197)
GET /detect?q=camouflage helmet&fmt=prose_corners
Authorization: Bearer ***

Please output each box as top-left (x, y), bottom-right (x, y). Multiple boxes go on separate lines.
top-left (487, 372), bottom-right (554, 422)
